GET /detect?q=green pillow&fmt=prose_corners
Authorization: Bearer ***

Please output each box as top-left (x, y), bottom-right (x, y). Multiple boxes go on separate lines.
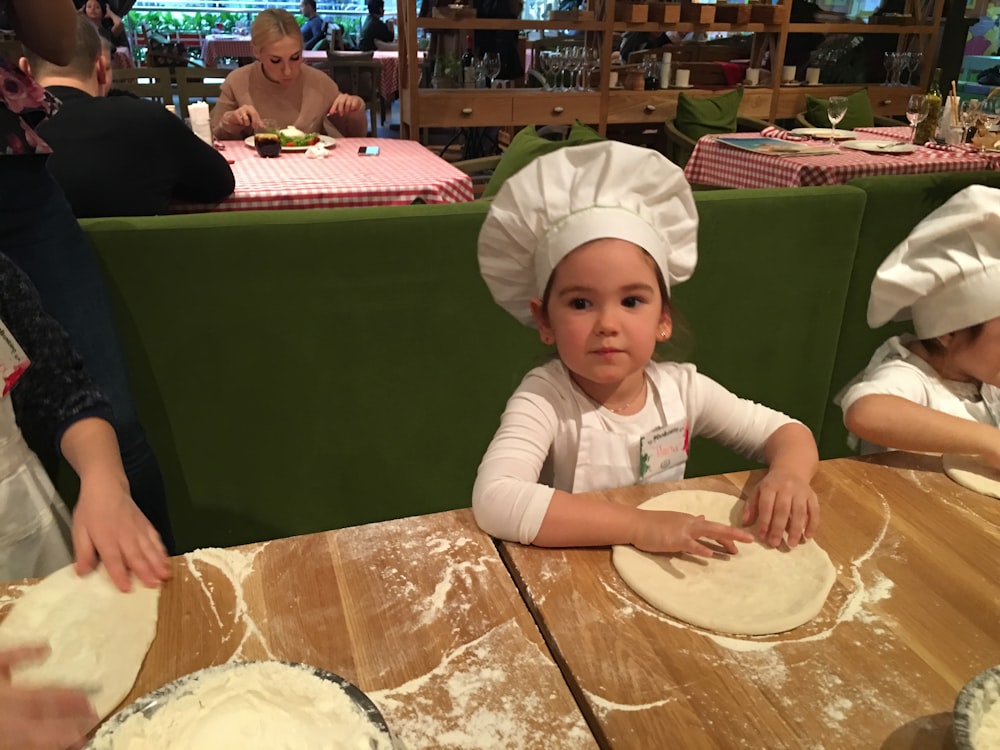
top-left (482, 120), bottom-right (603, 198)
top-left (805, 88), bottom-right (874, 130)
top-left (674, 87), bottom-right (744, 142)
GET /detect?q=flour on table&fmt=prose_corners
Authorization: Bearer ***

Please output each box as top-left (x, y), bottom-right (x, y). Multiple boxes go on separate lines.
top-left (612, 491), bottom-right (836, 635)
top-left (943, 453), bottom-right (1000, 499)
top-left (0, 563), bottom-right (158, 718)
top-left (88, 661), bottom-right (393, 750)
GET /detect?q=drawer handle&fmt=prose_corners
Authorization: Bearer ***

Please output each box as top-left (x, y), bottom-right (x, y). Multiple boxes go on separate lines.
top-left (461, 107), bottom-right (473, 115)
top-left (881, 99), bottom-right (892, 105)
top-left (645, 104), bottom-right (657, 113)
top-left (553, 106), bottom-right (565, 114)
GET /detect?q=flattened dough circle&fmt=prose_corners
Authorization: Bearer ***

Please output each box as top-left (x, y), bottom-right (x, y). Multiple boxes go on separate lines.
top-left (0, 563), bottom-right (159, 718)
top-left (612, 490), bottom-right (836, 636)
top-left (942, 453), bottom-right (1000, 499)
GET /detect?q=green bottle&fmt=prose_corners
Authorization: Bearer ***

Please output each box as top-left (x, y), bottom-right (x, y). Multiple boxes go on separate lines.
top-left (914, 67), bottom-right (942, 145)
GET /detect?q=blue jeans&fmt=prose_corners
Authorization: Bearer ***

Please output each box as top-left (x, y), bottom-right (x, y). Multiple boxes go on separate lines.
top-left (1, 157), bottom-right (176, 553)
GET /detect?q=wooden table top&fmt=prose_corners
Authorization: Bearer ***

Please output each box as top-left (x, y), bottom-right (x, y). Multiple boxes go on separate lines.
top-left (500, 453), bottom-right (1000, 750)
top-left (0, 509), bottom-right (596, 749)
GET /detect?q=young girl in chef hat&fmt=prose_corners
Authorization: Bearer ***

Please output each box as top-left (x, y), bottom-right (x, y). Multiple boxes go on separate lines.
top-left (473, 141), bottom-right (819, 557)
top-left (838, 184), bottom-right (1000, 460)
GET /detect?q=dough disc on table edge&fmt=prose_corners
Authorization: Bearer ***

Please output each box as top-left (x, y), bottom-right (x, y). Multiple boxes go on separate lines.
top-left (942, 453), bottom-right (1000, 499)
top-left (611, 490), bottom-right (836, 636)
top-left (0, 563), bottom-right (159, 718)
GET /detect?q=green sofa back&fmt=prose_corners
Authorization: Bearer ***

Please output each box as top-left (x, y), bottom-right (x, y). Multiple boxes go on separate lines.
top-left (817, 171), bottom-right (1000, 460)
top-left (82, 187), bottom-right (864, 552)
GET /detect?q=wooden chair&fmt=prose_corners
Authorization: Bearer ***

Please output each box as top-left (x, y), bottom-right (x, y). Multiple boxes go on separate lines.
top-left (175, 67), bottom-right (231, 121)
top-left (313, 52), bottom-right (382, 135)
top-left (663, 116), bottom-right (773, 167)
top-left (111, 67), bottom-right (174, 106)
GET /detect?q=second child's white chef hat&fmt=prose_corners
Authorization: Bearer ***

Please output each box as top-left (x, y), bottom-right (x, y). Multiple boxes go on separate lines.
top-left (477, 140), bottom-right (698, 327)
top-left (868, 184), bottom-right (1000, 339)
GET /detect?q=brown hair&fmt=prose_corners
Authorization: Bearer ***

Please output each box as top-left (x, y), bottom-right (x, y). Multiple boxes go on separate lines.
top-left (251, 9), bottom-right (303, 52)
top-left (23, 14), bottom-right (105, 80)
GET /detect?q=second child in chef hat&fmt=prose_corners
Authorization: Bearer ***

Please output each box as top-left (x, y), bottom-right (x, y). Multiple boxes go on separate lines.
top-left (838, 184), bottom-right (1000, 461)
top-left (472, 140), bottom-right (819, 557)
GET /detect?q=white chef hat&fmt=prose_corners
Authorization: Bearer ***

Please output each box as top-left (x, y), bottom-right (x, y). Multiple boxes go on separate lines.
top-left (868, 184), bottom-right (1000, 339)
top-left (477, 140), bottom-right (698, 326)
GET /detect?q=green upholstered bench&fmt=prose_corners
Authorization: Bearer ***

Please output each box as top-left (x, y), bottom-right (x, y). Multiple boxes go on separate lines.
top-left (81, 187), bottom-right (864, 551)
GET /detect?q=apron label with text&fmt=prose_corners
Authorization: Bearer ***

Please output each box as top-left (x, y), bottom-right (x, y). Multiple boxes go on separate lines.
top-left (639, 421), bottom-right (689, 479)
top-left (0, 319), bottom-right (30, 397)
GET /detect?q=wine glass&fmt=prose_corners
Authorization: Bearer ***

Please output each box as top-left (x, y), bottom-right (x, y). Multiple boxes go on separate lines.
top-left (906, 94), bottom-right (928, 143)
top-left (908, 52), bottom-right (923, 87)
top-left (827, 96), bottom-right (848, 141)
top-left (960, 99), bottom-right (981, 142)
top-left (563, 47), bottom-right (582, 91)
top-left (539, 51), bottom-right (554, 91)
top-left (482, 52), bottom-right (501, 87)
top-left (883, 52), bottom-right (894, 85)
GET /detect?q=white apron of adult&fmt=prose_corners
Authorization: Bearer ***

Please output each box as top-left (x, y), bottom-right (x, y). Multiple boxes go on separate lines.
top-left (571, 367), bottom-right (689, 493)
top-left (0, 396), bottom-right (73, 582)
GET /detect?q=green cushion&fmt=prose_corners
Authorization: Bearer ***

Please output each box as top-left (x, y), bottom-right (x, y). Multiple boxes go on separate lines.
top-left (805, 88), bottom-right (874, 130)
top-left (674, 87), bottom-right (744, 142)
top-left (481, 120), bottom-right (603, 198)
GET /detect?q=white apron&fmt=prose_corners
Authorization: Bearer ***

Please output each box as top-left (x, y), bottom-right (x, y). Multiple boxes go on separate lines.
top-left (0, 396), bottom-right (73, 582)
top-left (570, 367), bottom-right (689, 493)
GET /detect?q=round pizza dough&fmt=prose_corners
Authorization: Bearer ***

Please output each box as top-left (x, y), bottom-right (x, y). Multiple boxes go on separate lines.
top-left (942, 453), bottom-right (1000, 499)
top-left (0, 563), bottom-right (160, 718)
top-left (612, 490), bottom-right (836, 636)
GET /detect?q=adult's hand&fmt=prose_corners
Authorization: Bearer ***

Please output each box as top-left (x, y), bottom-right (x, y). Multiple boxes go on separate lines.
top-left (328, 93), bottom-right (365, 116)
top-left (221, 104), bottom-right (263, 131)
top-left (0, 646), bottom-right (97, 750)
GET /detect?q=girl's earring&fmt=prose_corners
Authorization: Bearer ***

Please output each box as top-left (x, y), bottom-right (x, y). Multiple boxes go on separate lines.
top-left (542, 333), bottom-right (555, 345)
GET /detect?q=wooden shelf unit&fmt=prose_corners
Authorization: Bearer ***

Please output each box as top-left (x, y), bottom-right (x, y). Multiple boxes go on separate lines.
top-left (398, 0), bottom-right (945, 137)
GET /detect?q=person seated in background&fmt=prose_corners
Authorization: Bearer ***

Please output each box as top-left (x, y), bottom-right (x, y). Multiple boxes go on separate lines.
top-left (21, 16), bottom-right (234, 217)
top-left (359, 0), bottom-right (395, 51)
top-left (838, 186), bottom-right (1000, 462)
top-left (79, 0), bottom-right (126, 52)
top-left (299, 0), bottom-right (325, 50)
top-left (211, 8), bottom-right (367, 140)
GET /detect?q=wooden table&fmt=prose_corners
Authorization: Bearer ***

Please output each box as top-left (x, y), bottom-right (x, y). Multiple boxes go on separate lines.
top-left (500, 454), bottom-right (1000, 749)
top-left (0, 510), bottom-right (596, 749)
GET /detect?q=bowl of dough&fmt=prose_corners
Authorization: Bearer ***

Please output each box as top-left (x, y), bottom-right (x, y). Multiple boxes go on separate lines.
top-left (85, 660), bottom-right (402, 750)
top-left (953, 664), bottom-right (1000, 750)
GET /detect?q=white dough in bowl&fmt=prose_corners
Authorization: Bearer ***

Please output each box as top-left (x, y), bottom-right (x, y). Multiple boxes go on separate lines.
top-left (612, 490), bottom-right (836, 636)
top-left (943, 454), bottom-right (1000, 499)
top-left (0, 563), bottom-right (159, 718)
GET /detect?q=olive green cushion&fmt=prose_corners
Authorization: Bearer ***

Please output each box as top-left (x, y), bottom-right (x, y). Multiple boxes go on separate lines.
top-left (674, 87), bottom-right (744, 141)
top-left (805, 88), bottom-right (874, 130)
top-left (481, 120), bottom-right (603, 198)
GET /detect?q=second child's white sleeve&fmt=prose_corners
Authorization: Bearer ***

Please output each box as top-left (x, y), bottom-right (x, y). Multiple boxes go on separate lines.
top-left (472, 384), bottom-right (560, 545)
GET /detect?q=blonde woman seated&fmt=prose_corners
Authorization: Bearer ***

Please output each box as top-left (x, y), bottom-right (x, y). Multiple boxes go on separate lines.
top-left (211, 9), bottom-right (367, 140)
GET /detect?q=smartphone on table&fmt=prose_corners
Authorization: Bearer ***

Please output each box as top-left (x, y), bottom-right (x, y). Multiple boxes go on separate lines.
top-left (358, 146), bottom-right (380, 156)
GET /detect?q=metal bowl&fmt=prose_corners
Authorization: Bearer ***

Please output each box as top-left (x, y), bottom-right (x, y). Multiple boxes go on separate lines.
top-left (85, 660), bottom-right (397, 749)
top-left (953, 664), bottom-right (1000, 750)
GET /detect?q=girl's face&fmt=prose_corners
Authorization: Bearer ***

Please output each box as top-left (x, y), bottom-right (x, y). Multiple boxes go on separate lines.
top-left (530, 238), bottom-right (671, 401)
top-left (940, 316), bottom-right (1000, 387)
top-left (85, 0), bottom-right (103, 20)
top-left (256, 35), bottom-right (303, 86)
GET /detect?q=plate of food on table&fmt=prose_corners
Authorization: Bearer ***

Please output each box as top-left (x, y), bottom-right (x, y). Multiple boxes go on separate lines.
top-left (244, 126), bottom-right (336, 152)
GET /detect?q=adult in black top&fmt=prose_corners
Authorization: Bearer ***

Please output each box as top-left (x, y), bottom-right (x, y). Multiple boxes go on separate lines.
top-left (23, 24), bottom-right (234, 217)
top-left (359, 0), bottom-right (394, 51)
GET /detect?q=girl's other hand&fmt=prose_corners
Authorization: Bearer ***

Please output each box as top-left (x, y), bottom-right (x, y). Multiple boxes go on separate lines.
top-left (630, 509), bottom-right (753, 557)
top-left (742, 471), bottom-right (819, 549)
top-left (0, 646), bottom-right (97, 750)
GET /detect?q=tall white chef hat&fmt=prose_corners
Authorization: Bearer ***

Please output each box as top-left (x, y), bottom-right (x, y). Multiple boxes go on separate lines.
top-left (477, 140), bottom-right (698, 327)
top-left (868, 184), bottom-right (1000, 339)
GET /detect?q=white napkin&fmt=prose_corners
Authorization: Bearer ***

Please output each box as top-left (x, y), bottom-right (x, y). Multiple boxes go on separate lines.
top-left (305, 144), bottom-right (328, 159)
top-left (937, 95), bottom-right (956, 141)
top-left (188, 101), bottom-right (212, 146)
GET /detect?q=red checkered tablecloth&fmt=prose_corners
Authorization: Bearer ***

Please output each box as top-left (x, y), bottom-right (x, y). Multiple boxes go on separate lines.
top-left (853, 126), bottom-right (913, 141)
top-left (201, 35), bottom-right (253, 66)
top-left (683, 132), bottom-right (997, 189)
top-left (172, 137), bottom-right (473, 213)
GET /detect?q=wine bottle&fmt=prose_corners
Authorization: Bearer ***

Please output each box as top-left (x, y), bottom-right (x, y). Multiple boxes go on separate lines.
top-left (462, 34), bottom-right (476, 89)
top-left (914, 67), bottom-right (942, 145)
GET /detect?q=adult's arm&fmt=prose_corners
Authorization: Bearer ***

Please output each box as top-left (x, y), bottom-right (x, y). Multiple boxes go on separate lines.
top-left (163, 110), bottom-right (235, 203)
top-left (7, 0), bottom-right (78, 65)
top-left (210, 77), bottom-right (252, 140)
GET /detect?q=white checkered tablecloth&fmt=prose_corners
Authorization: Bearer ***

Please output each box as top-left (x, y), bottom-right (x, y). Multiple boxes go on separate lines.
top-left (202, 35), bottom-right (253, 66)
top-left (172, 138), bottom-right (474, 213)
top-left (683, 132), bottom-right (998, 189)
